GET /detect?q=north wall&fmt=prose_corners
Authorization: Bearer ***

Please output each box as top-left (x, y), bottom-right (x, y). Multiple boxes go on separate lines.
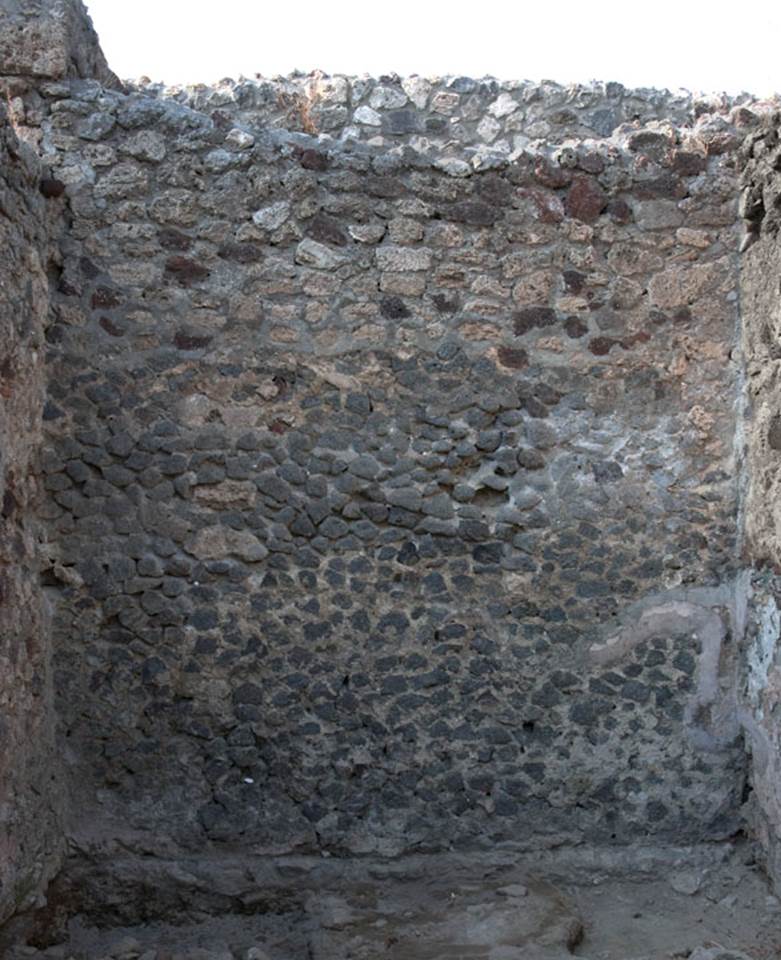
top-left (2, 0), bottom-right (781, 924)
top-left (31, 63), bottom-right (750, 853)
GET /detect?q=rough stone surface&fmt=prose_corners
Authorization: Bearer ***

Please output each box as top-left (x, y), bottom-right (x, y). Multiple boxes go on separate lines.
top-left (738, 118), bottom-right (781, 892)
top-left (0, 102), bottom-right (65, 925)
top-left (4, 0), bottom-right (781, 938)
top-left (18, 56), bottom-right (751, 861)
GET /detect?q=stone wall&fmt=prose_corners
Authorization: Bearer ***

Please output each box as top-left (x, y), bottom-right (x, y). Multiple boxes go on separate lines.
top-left (0, 104), bottom-right (64, 925)
top-left (15, 63), bottom-right (751, 856)
top-left (738, 117), bottom-right (781, 889)
top-left (5, 0), bottom-right (781, 920)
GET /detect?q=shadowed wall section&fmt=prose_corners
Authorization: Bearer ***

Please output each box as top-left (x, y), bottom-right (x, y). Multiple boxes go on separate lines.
top-left (738, 119), bottom-right (781, 890)
top-left (0, 106), bottom-right (63, 925)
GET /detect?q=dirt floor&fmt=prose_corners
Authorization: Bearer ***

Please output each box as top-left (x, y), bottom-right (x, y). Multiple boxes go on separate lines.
top-left (4, 840), bottom-right (780, 960)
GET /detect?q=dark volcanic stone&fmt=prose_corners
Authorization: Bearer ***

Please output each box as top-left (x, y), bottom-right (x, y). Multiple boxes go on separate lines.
top-left (589, 336), bottom-right (617, 356)
top-left (565, 175), bottom-right (608, 223)
top-left (514, 307), bottom-right (557, 336)
top-left (382, 110), bottom-right (422, 135)
top-left (768, 415), bottom-right (781, 451)
top-left (432, 293), bottom-right (459, 314)
top-left (380, 296), bottom-right (410, 319)
top-left (173, 330), bottom-right (213, 351)
top-left (564, 317), bottom-right (588, 338)
top-left (164, 256), bottom-right (210, 286)
top-left (497, 346), bottom-right (529, 369)
top-left (218, 241), bottom-right (263, 263)
top-left (91, 286), bottom-right (120, 309)
top-left (307, 213), bottom-right (348, 246)
top-left (158, 228), bottom-right (192, 251)
top-left (299, 148), bottom-right (330, 171)
top-left (592, 460), bottom-right (624, 482)
top-left (517, 449), bottom-right (546, 470)
top-left (442, 199), bottom-right (502, 226)
top-left (40, 178), bottom-right (66, 198)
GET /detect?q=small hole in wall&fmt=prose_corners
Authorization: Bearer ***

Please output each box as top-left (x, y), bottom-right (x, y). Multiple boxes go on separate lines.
top-left (741, 777), bottom-right (753, 805)
top-left (40, 568), bottom-right (62, 588)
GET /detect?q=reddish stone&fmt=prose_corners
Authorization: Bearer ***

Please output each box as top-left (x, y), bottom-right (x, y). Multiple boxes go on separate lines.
top-left (620, 332), bottom-right (651, 350)
top-left (607, 199), bottom-right (632, 224)
top-left (497, 346), bottom-right (529, 369)
top-left (99, 316), bottom-right (124, 337)
top-left (158, 228), bottom-right (192, 252)
top-left (173, 331), bottom-right (212, 350)
top-left (299, 148), bottom-right (330, 171)
top-left (269, 420), bottom-right (288, 434)
top-left (514, 307), bottom-right (557, 336)
top-left (217, 242), bottom-right (263, 264)
top-left (565, 176), bottom-right (607, 223)
top-left (307, 213), bottom-right (348, 247)
top-left (562, 270), bottom-right (586, 294)
top-left (533, 159), bottom-right (572, 189)
top-left (588, 337), bottom-right (616, 356)
top-left (704, 133), bottom-right (740, 156)
top-left (671, 151), bottom-right (707, 176)
top-left (39, 178), bottom-right (65, 198)
top-left (522, 188), bottom-right (565, 224)
top-left (164, 257), bottom-right (210, 287)
top-left (578, 152), bottom-right (605, 174)
top-left (91, 286), bottom-right (120, 309)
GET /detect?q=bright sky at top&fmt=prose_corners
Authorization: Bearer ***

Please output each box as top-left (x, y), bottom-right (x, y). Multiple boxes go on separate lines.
top-left (86, 0), bottom-right (781, 96)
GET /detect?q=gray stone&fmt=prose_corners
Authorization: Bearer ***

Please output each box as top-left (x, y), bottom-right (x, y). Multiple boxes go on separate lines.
top-left (295, 238), bottom-right (347, 269)
top-left (252, 200), bottom-right (291, 230)
top-left (376, 246), bottom-right (431, 271)
top-left (354, 105), bottom-right (382, 126)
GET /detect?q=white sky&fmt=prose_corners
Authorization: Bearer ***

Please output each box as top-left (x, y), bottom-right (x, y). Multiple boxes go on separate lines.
top-left (86, 0), bottom-right (781, 96)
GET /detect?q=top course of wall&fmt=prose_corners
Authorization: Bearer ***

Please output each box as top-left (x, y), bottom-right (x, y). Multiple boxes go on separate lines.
top-left (2, 0), bottom-right (780, 175)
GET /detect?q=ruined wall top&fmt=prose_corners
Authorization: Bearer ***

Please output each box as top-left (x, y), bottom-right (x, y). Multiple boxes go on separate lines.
top-left (120, 72), bottom-right (777, 171)
top-left (3, 1), bottom-right (781, 173)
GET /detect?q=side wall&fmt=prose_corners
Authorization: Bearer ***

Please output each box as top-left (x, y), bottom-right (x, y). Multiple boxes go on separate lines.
top-left (30, 73), bottom-right (751, 855)
top-left (0, 0), bottom-right (114, 925)
top-left (739, 119), bottom-right (781, 888)
top-left (0, 106), bottom-right (63, 925)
